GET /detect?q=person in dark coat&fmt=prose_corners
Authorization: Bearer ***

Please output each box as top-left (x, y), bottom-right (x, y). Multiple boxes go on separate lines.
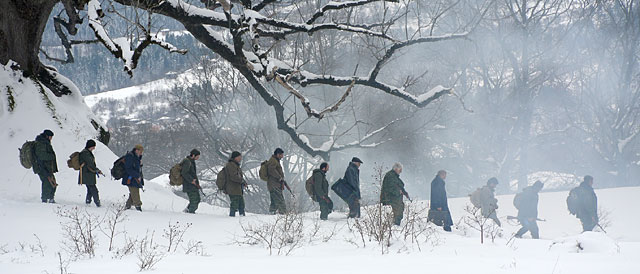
top-left (181, 149), bottom-right (201, 214)
top-left (225, 151), bottom-right (246, 217)
top-left (122, 144), bottom-right (144, 211)
top-left (33, 129), bottom-right (58, 203)
top-left (266, 148), bottom-right (287, 214)
top-left (79, 140), bottom-right (104, 207)
top-left (576, 175), bottom-right (598, 232)
top-left (430, 170), bottom-right (453, 231)
top-left (313, 163), bottom-right (332, 220)
top-left (515, 181), bottom-right (544, 239)
top-left (344, 157), bottom-right (363, 218)
top-left (380, 163), bottom-right (408, 226)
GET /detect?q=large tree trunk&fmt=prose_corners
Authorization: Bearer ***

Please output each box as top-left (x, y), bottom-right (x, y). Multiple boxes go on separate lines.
top-left (0, 0), bottom-right (56, 74)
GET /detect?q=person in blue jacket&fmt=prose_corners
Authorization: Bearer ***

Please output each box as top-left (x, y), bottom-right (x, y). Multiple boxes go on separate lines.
top-left (123, 144), bottom-right (144, 211)
top-left (344, 157), bottom-right (363, 218)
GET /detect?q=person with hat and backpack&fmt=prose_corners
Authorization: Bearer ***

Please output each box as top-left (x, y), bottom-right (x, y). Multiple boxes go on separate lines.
top-left (568, 175), bottom-right (598, 232)
top-left (266, 148), bottom-right (287, 214)
top-left (181, 149), bottom-right (202, 214)
top-left (471, 177), bottom-right (501, 226)
top-left (514, 181), bottom-right (544, 239)
top-left (79, 140), bottom-right (104, 207)
top-left (33, 129), bottom-right (58, 203)
top-left (312, 162), bottom-right (331, 220)
top-left (224, 151), bottom-right (246, 217)
top-left (123, 144), bottom-right (144, 211)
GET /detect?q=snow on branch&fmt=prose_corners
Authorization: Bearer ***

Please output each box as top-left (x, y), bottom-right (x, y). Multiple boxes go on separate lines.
top-left (274, 73), bottom-right (356, 119)
top-left (88, 0), bottom-right (187, 77)
top-left (306, 0), bottom-right (398, 25)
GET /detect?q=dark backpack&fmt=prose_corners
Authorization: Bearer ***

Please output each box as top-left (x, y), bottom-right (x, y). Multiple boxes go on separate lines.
top-left (305, 175), bottom-right (315, 201)
top-left (513, 192), bottom-right (524, 210)
top-left (470, 187), bottom-right (483, 208)
top-left (19, 141), bottom-right (36, 169)
top-left (67, 152), bottom-right (82, 170)
top-left (567, 187), bottom-right (581, 216)
top-left (215, 167), bottom-right (227, 190)
top-left (169, 161), bottom-right (184, 186)
top-left (111, 156), bottom-right (126, 180)
top-left (259, 160), bottom-right (268, 181)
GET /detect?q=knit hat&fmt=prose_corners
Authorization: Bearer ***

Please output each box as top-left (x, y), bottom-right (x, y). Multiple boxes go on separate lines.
top-left (43, 129), bottom-right (54, 137)
top-left (487, 177), bottom-right (499, 186)
top-left (274, 148), bottom-right (284, 155)
top-left (190, 149), bottom-right (201, 156)
top-left (134, 144), bottom-right (144, 152)
top-left (85, 139), bottom-right (97, 149)
top-left (351, 157), bottom-right (363, 164)
top-left (230, 151), bottom-right (241, 159)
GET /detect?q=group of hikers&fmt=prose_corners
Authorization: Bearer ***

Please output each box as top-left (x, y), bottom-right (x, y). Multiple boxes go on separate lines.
top-left (23, 129), bottom-right (602, 238)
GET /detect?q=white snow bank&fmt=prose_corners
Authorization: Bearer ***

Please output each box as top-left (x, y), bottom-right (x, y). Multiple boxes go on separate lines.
top-left (550, 232), bottom-right (620, 253)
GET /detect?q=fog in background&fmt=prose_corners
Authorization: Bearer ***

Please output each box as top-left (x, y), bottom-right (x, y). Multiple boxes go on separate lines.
top-left (43, 0), bottom-right (640, 211)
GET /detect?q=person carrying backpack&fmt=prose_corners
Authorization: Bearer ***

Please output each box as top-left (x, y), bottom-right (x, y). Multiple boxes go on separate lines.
top-left (79, 140), bottom-right (104, 207)
top-left (380, 163), bottom-right (409, 226)
top-left (123, 144), bottom-right (144, 211)
top-left (224, 151), bottom-right (246, 217)
top-left (571, 175), bottom-right (599, 232)
top-left (472, 177), bottom-right (501, 226)
top-left (33, 130), bottom-right (58, 203)
top-left (266, 148), bottom-right (287, 214)
top-left (181, 149), bottom-right (202, 214)
top-left (514, 181), bottom-right (544, 239)
top-left (312, 162), bottom-right (332, 220)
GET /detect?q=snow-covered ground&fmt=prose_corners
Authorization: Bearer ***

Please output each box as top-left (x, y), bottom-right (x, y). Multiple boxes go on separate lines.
top-left (1, 64), bottom-right (639, 273)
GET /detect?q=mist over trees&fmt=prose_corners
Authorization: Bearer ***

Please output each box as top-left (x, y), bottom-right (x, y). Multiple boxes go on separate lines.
top-left (2, 0), bottom-right (639, 212)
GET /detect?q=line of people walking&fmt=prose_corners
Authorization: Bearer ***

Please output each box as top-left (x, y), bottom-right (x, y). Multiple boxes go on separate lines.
top-left (21, 129), bottom-right (601, 238)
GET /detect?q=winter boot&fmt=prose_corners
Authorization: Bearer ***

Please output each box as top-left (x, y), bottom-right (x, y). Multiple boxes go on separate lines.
top-left (48, 199), bottom-right (56, 204)
top-left (135, 206), bottom-right (142, 212)
top-left (239, 210), bottom-right (246, 216)
top-left (95, 201), bottom-right (101, 207)
top-left (229, 210), bottom-right (236, 217)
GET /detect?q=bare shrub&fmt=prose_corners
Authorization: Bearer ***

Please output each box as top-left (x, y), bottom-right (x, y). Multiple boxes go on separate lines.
top-left (0, 244), bottom-right (9, 254)
top-left (136, 231), bottom-right (165, 271)
top-left (31, 234), bottom-right (46, 257)
top-left (56, 251), bottom-right (71, 274)
top-left (56, 206), bottom-right (100, 257)
top-left (162, 221), bottom-right (192, 253)
top-left (183, 240), bottom-right (208, 256)
top-left (596, 206), bottom-right (612, 232)
top-left (100, 202), bottom-right (128, 252)
top-left (236, 212), bottom-right (305, 256)
top-left (112, 234), bottom-right (137, 259)
top-left (463, 204), bottom-right (495, 244)
top-left (347, 204), bottom-right (395, 254)
top-left (398, 202), bottom-right (440, 251)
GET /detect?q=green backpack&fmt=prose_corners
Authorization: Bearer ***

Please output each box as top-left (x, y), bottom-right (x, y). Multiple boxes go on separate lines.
top-left (259, 160), bottom-right (269, 181)
top-left (305, 175), bottom-right (316, 201)
top-left (19, 141), bottom-right (36, 169)
top-left (169, 161), bottom-right (184, 186)
top-left (215, 167), bottom-right (227, 190)
top-left (67, 152), bottom-right (82, 170)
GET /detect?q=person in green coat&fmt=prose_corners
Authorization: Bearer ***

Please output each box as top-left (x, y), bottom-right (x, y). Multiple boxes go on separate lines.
top-left (313, 163), bottom-right (332, 220)
top-left (78, 140), bottom-right (104, 207)
top-left (33, 130), bottom-right (58, 203)
top-left (181, 149), bottom-right (201, 214)
top-left (225, 151), bottom-right (246, 217)
top-left (380, 163), bottom-right (409, 226)
top-left (266, 148), bottom-right (287, 214)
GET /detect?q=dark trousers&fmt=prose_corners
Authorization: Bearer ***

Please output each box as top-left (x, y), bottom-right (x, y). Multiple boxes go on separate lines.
top-left (269, 189), bottom-right (287, 214)
top-left (85, 185), bottom-right (100, 205)
top-left (185, 190), bottom-right (201, 213)
top-left (515, 218), bottom-right (539, 239)
top-left (229, 195), bottom-right (245, 216)
top-left (39, 174), bottom-right (56, 201)
top-left (580, 216), bottom-right (597, 232)
top-left (318, 197), bottom-right (333, 220)
top-left (347, 196), bottom-right (361, 218)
